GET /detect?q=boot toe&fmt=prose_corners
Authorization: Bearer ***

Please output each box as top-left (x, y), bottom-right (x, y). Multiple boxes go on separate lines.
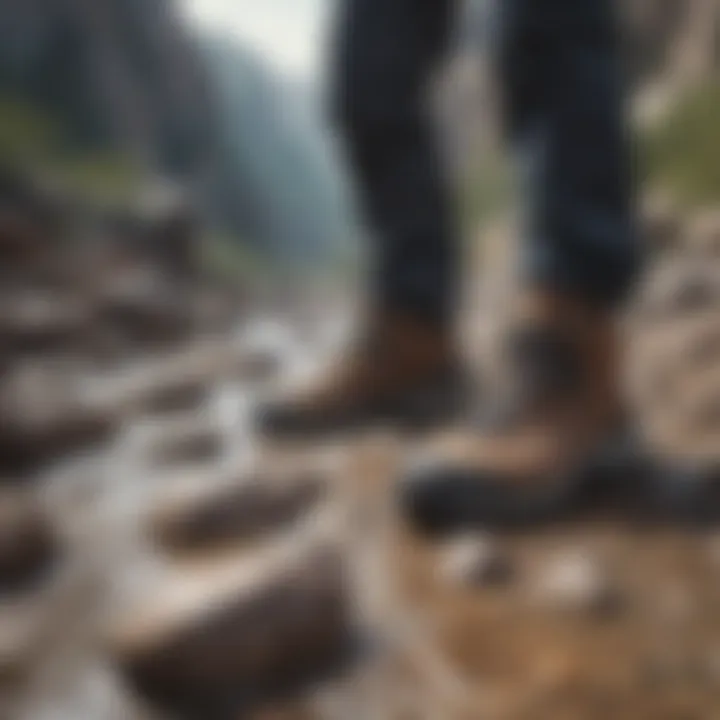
top-left (399, 458), bottom-right (574, 534)
top-left (398, 459), bottom-right (484, 535)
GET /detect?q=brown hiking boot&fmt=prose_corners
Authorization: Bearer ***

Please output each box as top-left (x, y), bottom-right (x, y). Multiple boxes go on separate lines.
top-left (400, 292), bottom-right (627, 532)
top-left (255, 313), bottom-right (468, 437)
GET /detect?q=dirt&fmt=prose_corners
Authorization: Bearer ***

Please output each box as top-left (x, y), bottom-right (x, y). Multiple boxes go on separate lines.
top-left (0, 188), bottom-right (719, 720)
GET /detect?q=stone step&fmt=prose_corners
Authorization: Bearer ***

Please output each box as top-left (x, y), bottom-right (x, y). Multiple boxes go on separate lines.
top-left (134, 416), bottom-right (224, 467)
top-left (0, 369), bottom-right (114, 475)
top-left (0, 598), bottom-right (53, 689)
top-left (106, 519), bottom-right (350, 716)
top-left (95, 269), bottom-right (194, 345)
top-left (148, 470), bottom-right (326, 553)
top-left (0, 292), bottom-right (94, 357)
top-left (82, 336), bottom-right (281, 422)
top-left (0, 491), bottom-right (58, 595)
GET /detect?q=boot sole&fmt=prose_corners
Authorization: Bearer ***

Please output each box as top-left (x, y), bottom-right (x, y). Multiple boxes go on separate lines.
top-left (257, 369), bottom-right (477, 440)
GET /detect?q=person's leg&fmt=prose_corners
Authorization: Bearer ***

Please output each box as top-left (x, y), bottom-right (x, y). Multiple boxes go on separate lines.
top-left (257, 0), bottom-right (464, 437)
top-left (497, 0), bottom-right (639, 304)
top-left (333, 0), bottom-right (459, 324)
top-left (401, 0), bottom-right (640, 532)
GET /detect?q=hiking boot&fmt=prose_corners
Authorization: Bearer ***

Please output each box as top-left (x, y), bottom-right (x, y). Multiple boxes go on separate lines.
top-left (400, 292), bottom-right (626, 533)
top-left (256, 312), bottom-right (467, 437)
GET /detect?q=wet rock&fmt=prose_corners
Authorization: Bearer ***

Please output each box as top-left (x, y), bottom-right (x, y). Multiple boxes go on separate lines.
top-left (0, 491), bottom-right (58, 594)
top-left (85, 340), bottom-right (268, 421)
top-left (439, 534), bottom-right (513, 588)
top-left (0, 369), bottom-right (114, 474)
top-left (107, 532), bottom-right (349, 715)
top-left (140, 417), bottom-right (223, 466)
top-left (150, 472), bottom-right (325, 553)
top-left (0, 292), bottom-right (93, 356)
top-left (234, 319), bottom-right (294, 382)
top-left (533, 551), bottom-right (622, 618)
top-left (97, 268), bottom-right (193, 346)
top-left (87, 362), bottom-right (211, 419)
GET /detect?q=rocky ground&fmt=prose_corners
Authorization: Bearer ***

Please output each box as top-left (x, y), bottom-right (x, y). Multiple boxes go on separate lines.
top-left (0, 178), bottom-right (719, 720)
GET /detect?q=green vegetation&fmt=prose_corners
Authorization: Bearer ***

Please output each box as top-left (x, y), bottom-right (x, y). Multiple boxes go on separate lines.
top-left (202, 230), bottom-right (272, 285)
top-left (0, 94), bottom-right (141, 203)
top-left (0, 98), bottom-right (61, 162)
top-left (460, 147), bottom-right (514, 234)
top-left (642, 81), bottom-right (720, 207)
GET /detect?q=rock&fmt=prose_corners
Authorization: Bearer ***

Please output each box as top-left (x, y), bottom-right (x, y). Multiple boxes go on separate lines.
top-left (107, 528), bottom-right (350, 715)
top-left (638, 258), bottom-right (720, 320)
top-left (0, 206), bottom-right (47, 267)
top-left (139, 417), bottom-right (223, 467)
top-left (0, 292), bottom-right (93, 356)
top-left (686, 209), bottom-right (720, 256)
top-left (685, 320), bottom-right (720, 368)
top-left (97, 268), bottom-right (193, 346)
top-left (150, 472), bottom-right (325, 553)
top-left (439, 534), bottom-right (513, 588)
top-left (668, 364), bottom-right (720, 435)
top-left (533, 551), bottom-right (622, 618)
top-left (234, 319), bottom-right (294, 382)
top-left (87, 363), bottom-right (211, 419)
top-left (135, 182), bottom-right (198, 282)
top-left (0, 601), bottom-right (50, 687)
top-left (84, 339), bottom-right (268, 421)
top-left (0, 491), bottom-right (58, 594)
top-left (0, 369), bottom-right (115, 474)
top-left (641, 191), bottom-right (681, 254)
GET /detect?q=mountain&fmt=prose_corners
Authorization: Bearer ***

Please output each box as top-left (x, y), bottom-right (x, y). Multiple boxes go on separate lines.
top-left (196, 33), bottom-right (352, 265)
top-left (0, 0), bottom-right (212, 173)
top-left (0, 0), bottom-right (352, 266)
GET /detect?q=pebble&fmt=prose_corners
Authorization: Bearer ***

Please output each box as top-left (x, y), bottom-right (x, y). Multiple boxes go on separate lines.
top-left (533, 550), bottom-right (622, 618)
top-left (439, 534), bottom-right (513, 588)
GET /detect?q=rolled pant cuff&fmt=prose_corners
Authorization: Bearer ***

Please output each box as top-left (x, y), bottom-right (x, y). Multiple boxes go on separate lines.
top-left (524, 244), bottom-right (642, 310)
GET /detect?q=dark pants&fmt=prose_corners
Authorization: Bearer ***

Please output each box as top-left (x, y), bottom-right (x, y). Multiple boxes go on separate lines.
top-left (332, 0), bottom-right (639, 324)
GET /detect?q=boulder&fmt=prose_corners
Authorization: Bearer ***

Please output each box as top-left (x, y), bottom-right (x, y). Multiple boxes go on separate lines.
top-left (107, 528), bottom-right (350, 716)
top-left (0, 491), bottom-right (58, 594)
top-left (0, 368), bottom-right (114, 474)
top-left (138, 417), bottom-right (223, 467)
top-left (149, 471), bottom-right (325, 553)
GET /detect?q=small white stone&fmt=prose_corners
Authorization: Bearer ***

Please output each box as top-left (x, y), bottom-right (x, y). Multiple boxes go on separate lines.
top-left (534, 550), bottom-right (621, 616)
top-left (440, 534), bottom-right (513, 588)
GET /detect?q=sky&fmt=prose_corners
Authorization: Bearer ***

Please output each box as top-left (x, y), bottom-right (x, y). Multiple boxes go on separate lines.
top-left (180, 0), bottom-right (332, 82)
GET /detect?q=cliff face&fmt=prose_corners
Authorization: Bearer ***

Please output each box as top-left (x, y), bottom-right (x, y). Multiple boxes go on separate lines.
top-left (0, 0), bottom-right (212, 175)
top-left (0, 0), bottom-right (351, 264)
